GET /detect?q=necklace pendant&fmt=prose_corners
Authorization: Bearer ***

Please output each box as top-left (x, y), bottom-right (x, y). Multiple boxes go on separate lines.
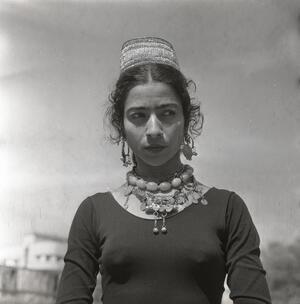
top-left (159, 205), bottom-right (166, 212)
top-left (161, 226), bottom-right (167, 234)
top-left (161, 213), bottom-right (167, 234)
top-left (153, 217), bottom-right (159, 235)
top-left (153, 227), bottom-right (159, 235)
top-left (152, 204), bottom-right (160, 211)
top-left (126, 165), bottom-right (203, 235)
top-left (201, 198), bottom-right (208, 205)
top-left (165, 205), bottom-right (173, 213)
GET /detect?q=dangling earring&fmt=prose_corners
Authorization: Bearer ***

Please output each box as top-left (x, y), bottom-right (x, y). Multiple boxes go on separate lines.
top-left (120, 138), bottom-right (132, 167)
top-left (180, 135), bottom-right (197, 160)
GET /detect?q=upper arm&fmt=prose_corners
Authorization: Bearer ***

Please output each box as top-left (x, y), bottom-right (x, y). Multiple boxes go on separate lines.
top-left (225, 192), bottom-right (272, 304)
top-left (56, 197), bottom-right (100, 304)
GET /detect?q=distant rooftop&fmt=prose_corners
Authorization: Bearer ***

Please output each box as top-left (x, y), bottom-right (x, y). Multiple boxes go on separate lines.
top-left (24, 232), bottom-right (67, 243)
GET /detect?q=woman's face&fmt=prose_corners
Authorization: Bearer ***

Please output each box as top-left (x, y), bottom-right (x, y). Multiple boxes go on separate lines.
top-left (123, 81), bottom-right (185, 167)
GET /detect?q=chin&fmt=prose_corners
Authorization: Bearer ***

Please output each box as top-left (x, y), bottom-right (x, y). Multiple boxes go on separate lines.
top-left (143, 158), bottom-right (169, 167)
top-left (137, 150), bottom-right (180, 167)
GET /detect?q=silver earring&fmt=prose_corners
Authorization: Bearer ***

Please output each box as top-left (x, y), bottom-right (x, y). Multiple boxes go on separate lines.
top-left (180, 135), bottom-right (197, 160)
top-left (121, 139), bottom-right (132, 167)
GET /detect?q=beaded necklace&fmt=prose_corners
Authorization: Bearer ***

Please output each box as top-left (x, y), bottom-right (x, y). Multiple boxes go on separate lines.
top-left (124, 165), bottom-right (208, 234)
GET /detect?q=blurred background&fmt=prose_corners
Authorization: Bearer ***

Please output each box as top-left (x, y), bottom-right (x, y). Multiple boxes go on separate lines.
top-left (0, 0), bottom-right (299, 303)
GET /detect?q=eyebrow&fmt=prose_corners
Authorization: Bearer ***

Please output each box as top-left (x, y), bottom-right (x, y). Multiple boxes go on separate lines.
top-left (126, 103), bottom-right (179, 111)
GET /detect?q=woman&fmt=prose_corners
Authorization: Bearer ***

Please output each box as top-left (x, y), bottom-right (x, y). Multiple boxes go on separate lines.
top-left (56, 37), bottom-right (272, 304)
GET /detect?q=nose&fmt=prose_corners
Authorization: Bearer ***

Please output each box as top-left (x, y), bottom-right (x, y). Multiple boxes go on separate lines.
top-left (145, 114), bottom-right (163, 138)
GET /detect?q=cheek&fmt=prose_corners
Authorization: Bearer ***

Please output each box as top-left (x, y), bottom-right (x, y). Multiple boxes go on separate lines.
top-left (123, 122), bottom-right (142, 149)
top-left (123, 120), bottom-right (135, 138)
top-left (171, 120), bottom-right (185, 142)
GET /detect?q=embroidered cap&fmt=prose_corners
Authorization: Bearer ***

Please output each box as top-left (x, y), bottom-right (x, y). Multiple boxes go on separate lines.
top-left (120, 37), bottom-right (180, 72)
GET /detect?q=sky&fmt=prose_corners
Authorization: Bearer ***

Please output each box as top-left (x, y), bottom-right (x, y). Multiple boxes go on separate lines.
top-left (0, 0), bottom-right (299, 250)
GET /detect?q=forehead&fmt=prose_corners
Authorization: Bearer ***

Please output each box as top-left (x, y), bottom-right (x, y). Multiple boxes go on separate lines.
top-left (124, 82), bottom-right (181, 110)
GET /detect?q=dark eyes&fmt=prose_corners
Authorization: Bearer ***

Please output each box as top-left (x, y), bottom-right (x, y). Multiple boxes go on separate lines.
top-left (129, 110), bottom-right (176, 120)
top-left (130, 112), bottom-right (146, 119)
top-left (161, 110), bottom-right (176, 116)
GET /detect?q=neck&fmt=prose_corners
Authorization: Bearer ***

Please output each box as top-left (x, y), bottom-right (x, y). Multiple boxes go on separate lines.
top-left (133, 152), bottom-right (183, 183)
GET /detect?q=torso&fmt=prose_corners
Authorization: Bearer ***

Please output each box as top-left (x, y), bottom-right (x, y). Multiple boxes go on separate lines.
top-left (93, 187), bottom-right (228, 304)
top-left (57, 188), bottom-right (270, 304)
top-left (111, 179), bottom-right (212, 220)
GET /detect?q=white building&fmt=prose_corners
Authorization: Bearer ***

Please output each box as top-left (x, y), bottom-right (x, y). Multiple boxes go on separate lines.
top-left (0, 232), bottom-right (67, 271)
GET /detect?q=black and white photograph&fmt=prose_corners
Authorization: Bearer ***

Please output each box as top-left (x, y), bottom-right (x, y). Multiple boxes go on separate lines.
top-left (0, 1), bottom-right (300, 303)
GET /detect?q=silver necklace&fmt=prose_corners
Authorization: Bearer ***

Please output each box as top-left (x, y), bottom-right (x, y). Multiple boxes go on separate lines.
top-left (124, 166), bottom-right (208, 234)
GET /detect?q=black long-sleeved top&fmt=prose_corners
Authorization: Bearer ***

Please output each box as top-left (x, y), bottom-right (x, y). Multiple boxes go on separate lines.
top-left (56, 188), bottom-right (272, 304)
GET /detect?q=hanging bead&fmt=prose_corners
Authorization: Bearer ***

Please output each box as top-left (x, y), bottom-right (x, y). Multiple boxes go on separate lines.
top-left (192, 192), bottom-right (201, 200)
top-left (201, 198), bottom-right (208, 205)
top-left (153, 217), bottom-right (159, 235)
top-left (161, 226), bottom-right (167, 234)
top-left (166, 205), bottom-right (173, 213)
top-left (161, 214), bottom-right (167, 234)
top-left (153, 227), bottom-right (159, 234)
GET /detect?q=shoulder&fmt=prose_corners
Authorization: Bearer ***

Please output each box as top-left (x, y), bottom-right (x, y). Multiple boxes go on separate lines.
top-left (75, 192), bottom-right (115, 216)
top-left (206, 188), bottom-right (257, 237)
top-left (204, 186), bottom-right (234, 209)
top-left (70, 192), bottom-right (117, 232)
top-left (210, 189), bottom-right (256, 230)
top-left (88, 192), bottom-right (113, 203)
top-left (206, 187), bottom-right (246, 207)
top-left (205, 187), bottom-right (251, 221)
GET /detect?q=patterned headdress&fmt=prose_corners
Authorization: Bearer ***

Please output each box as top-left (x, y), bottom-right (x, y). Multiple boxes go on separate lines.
top-left (120, 37), bottom-right (180, 72)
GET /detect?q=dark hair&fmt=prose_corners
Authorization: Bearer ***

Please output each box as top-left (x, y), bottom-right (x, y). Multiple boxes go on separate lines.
top-left (105, 63), bottom-right (203, 143)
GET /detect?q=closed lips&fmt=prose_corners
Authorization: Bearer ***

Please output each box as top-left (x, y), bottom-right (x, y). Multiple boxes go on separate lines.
top-left (144, 145), bottom-right (165, 150)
